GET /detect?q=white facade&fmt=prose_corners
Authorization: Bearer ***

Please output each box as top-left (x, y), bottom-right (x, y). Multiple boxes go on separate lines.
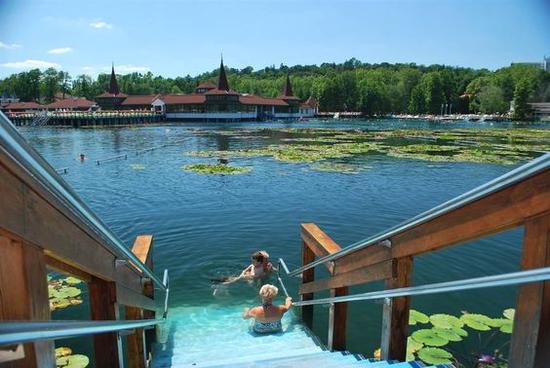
top-left (166, 112), bottom-right (257, 120)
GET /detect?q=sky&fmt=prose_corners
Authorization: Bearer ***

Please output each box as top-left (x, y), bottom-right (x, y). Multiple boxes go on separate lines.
top-left (0, 0), bottom-right (549, 78)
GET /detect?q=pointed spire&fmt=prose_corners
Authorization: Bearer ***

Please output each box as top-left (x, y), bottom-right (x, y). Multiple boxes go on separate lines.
top-left (282, 74), bottom-right (293, 97)
top-left (109, 63), bottom-right (120, 95)
top-left (217, 57), bottom-right (229, 91)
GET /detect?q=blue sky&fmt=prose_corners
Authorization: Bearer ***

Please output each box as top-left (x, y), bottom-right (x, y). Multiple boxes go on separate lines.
top-left (0, 0), bottom-right (549, 78)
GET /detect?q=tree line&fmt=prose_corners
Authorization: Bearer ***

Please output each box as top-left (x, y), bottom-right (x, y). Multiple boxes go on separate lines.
top-left (1, 58), bottom-right (549, 119)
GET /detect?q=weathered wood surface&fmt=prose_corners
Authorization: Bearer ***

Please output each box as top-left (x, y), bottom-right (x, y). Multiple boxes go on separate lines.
top-left (328, 286), bottom-right (348, 351)
top-left (509, 214), bottom-right (550, 368)
top-left (125, 307), bottom-right (146, 368)
top-left (299, 260), bottom-right (392, 294)
top-left (301, 223), bottom-right (340, 273)
top-left (381, 257), bottom-right (412, 362)
top-left (0, 157), bottom-right (143, 293)
top-left (301, 242), bottom-right (315, 329)
top-left (89, 278), bottom-right (121, 368)
top-left (130, 235), bottom-right (153, 273)
top-left (117, 284), bottom-right (156, 312)
top-left (0, 236), bottom-right (55, 367)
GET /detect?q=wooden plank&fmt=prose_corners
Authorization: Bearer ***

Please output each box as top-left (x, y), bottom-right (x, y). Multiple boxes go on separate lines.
top-left (125, 307), bottom-right (146, 368)
top-left (0, 236), bottom-right (55, 368)
top-left (328, 287), bottom-right (348, 351)
top-left (0, 161), bottom-right (143, 293)
top-left (89, 278), bottom-right (121, 368)
top-left (299, 260), bottom-right (393, 294)
top-left (381, 257), bottom-right (412, 361)
top-left (392, 170), bottom-right (550, 259)
top-left (301, 223), bottom-right (340, 272)
top-left (117, 284), bottom-right (156, 312)
top-left (509, 214), bottom-right (550, 368)
top-left (301, 242), bottom-right (315, 329)
top-left (334, 243), bottom-right (391, 275)
top-left (131, 235), bottom-right (153, 267)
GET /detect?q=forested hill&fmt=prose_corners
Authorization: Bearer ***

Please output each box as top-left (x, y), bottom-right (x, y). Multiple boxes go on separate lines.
top-left (1, 58), bottom-right (549, 117)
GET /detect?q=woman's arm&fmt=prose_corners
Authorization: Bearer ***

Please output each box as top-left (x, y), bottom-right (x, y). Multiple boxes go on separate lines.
top-left (242, 307), bottom-right (256, 319)
top-left (280, 297), bottom-right (293, 313)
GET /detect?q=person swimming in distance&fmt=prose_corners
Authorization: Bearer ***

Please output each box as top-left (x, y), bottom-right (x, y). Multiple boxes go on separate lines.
top-left (79, 153), bottom-right (86, 161)
top-left (243, 284), bottom-right (292, 334)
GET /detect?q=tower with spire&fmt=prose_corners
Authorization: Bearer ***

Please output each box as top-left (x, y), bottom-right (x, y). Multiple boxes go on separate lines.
top-left (204, 56), bottom-right (239, 114)
top-left (277, 74), bottom-right (300, 114)
top-left (95, 63), bottom-right (127, 109)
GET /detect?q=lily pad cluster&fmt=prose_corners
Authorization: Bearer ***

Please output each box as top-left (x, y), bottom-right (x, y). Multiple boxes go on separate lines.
top-left (48, 275), bottom-right (83, 311)
top-left (186, 127), bottom-right (549, 168)
top-left (130, 163), bottom-right (146, 170)
top-left (55, 347), bottom-right (89, 368)
top-left (400, 308), bottom-right (515, 365)
top-left (182, 163), bottom-right (252, 175)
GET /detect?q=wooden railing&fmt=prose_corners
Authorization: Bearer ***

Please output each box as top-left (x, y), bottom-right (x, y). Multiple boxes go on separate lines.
top-left (298, 166), bottom-right (549, 367)
top-left (0, 125), bottom-right (160, 367)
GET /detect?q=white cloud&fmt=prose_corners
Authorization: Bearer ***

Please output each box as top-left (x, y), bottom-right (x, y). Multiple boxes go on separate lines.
top-left (0, 41), bottom-right (22, 50)
top-left (1, 59), bottom-right (61, 69)
top-left (48, 47), bottom-right (73, 55)
top-left (89, 21), bottom-right (113, 29)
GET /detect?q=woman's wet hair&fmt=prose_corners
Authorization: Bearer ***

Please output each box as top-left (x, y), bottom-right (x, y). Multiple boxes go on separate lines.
top-left (251, 251), bottom-right (265, 263)
top-left (259, 284), bottom-right (278, 300)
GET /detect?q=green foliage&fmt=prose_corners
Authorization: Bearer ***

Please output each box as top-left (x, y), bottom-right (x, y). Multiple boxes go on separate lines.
top-left (512, 78), bottom-right (533, 120)
top-left (182, 163), bottom-right (252, 175)
top-left (411, 329), bottom-right (448, 347)
top-left (409, 309), bottom-right (430, 325)
top-left (417, 347), bottom-right (453, 365)
top-left (55, 347), bottom-right (89, 368)
top-left (48, 275), bottom-right (83, 311)
top-left (2, 60), bottom-right (548, 116)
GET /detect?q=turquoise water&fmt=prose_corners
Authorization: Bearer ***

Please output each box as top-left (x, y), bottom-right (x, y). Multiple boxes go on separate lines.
top-left (20, 119), bottom-right (548, 365)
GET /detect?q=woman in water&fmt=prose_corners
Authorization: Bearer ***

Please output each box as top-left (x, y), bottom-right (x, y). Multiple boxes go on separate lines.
top-left (221, 250), bottom-right (274, 284)
top-left (242, 284), bottom-right (292, 334)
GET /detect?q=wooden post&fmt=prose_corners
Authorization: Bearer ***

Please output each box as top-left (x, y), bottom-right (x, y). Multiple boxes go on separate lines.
top-left (301, 241), bottom-right (315, 329)
top-left (0, 235), bottom-right (55, 368)
top-left (89, 277), bottom-right (122, 368)
top-left (327, 286), bottom-right (348, 351)
top-left (125, 307), bottom-right (146, 368)
top-left (509, 214), bottom-right (550, 368)
top-left (381, 257), bottom-right (412, 361)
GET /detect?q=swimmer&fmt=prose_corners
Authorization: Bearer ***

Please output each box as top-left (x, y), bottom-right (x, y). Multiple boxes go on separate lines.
top-left (222, 250), bottom-right (274, 285)
top-left (79, 153), bottom-right (86, 161)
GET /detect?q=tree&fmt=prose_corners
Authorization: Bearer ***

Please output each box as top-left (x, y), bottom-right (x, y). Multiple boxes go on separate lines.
top-left (512, 78), bottom-right (532, 120)
top-left (477, 85), bottom-right (508, 114)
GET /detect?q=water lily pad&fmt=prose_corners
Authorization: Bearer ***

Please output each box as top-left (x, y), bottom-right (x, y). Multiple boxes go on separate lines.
top-left (430, 314), bottom-right (464, 329)
top-left (503, 308), bottom-right (515, 320)
top-left (417, 347), bottom-right (453, 365)
top-left (65, 354), bottom-right (89, 368)
top-left (309, 162), bottom-right (364, 174)
top-left (64, 277), bottom-right (82, 285)
top-left (411, 329), bottom-right (448, 347)
top-left (182, 164), bottom-right (252, 175)
top-left (57, 286), bottom-right (81, 298)
top-left (492, 318), bottom-right (513, 333)
top-left (461, 313), bottom-right (493, 331)
top-left (373, 348), bottom-right (381, 360)
top-left (409, 309), bottom-right (429, 325)
top-left (50, 298), bottom-right (71, 309)
top-left (56, 356), bottom-right (69, 367)
top-left (129, 164), bottom-right (146, 170)
top-left (450, 326), bottom-right (468, 337)
top-left (432, 327), bottom-right (463, 342)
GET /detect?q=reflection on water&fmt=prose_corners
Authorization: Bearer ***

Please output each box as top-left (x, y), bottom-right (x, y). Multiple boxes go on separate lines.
top-left (18, 119), bottom-right (546, 359)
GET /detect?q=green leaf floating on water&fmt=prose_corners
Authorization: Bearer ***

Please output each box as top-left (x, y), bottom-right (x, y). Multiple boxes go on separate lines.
top-left (417, 347), bottom-right (453, 365)
top-left (503, 308), bottom-right (515, 320)
top-left (409, 309), bottom-right (429, 325)
top-left (309, 162), bottom-right (364, 174)
top-left (65, 354), bottom-right (89, 368)
top-left (64, 277), bottom-right (82, 285)
top-left (431, 327), bottom-right (463, 342)
top-left (407, 336), bottom-right (423, 360)
top-left (430, 314), bottom-right (464, 329)
top-left (460, 313), bottom-right (493, 331)
top-left (182, 164), bottom-right (252, 175)
top-left (411, 329), bottom-right (448, 347)
top-left (57, 286), bottom-right (81, 298)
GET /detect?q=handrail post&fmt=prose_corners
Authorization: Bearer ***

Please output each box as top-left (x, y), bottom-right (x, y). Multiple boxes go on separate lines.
top-left (0, 235), bottom-right (55, 367)
top-left (509, 214), bottom-right (550, 368)
top-left (89, 277), bottom-right (122, 368)
top-left (380, 257), bottom-right (412, 361)
top-left (327, 286), bottom-right (348, 351)
top-left (301, 240), bottom-right (315, 329)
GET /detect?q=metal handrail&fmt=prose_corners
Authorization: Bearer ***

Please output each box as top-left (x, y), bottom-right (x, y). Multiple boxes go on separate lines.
top-left (283, 266), bottom-right (550, 307)
top-left (0, 319), bottom-right (165, 346)
top-left (288, 152), bottom-right (550, 277)
top-left (0, 112), bottom-right (166, 290)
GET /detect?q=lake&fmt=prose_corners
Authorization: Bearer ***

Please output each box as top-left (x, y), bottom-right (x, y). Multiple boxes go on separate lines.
top-left (21, 118), bottom-right (549, 366)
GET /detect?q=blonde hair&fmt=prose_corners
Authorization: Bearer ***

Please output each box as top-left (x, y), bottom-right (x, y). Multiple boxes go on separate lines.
top-left (259, 284), bottom-right (278, 301)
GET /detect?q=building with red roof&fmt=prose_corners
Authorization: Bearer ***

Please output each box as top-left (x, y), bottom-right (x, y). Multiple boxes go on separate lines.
top-left (1, 101), bottom-right (43, 112)
top-left (46, 98), bottom-right (96, 111)
top-left (95, 59), bottom-right (317, 121)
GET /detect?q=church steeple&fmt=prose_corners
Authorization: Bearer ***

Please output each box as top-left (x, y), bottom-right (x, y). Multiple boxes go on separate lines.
top-left (282, 74), bottom-right (293, 97)
top-left (217, 57), bottom-right (229, 91)
top-left (109, 63), bottom-right (120, 95)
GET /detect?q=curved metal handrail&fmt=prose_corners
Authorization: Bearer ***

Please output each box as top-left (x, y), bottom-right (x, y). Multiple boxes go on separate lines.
top-left (0, 112), bottom-right (166, 290)
top-left (288, 152), bottom-right (550, 277)
top-left (0, 319), bottom-right (165, 346)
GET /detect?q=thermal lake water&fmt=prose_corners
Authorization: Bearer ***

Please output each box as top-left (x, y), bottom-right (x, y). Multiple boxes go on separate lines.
top-left (19, 119), bottom-right (548, 365)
